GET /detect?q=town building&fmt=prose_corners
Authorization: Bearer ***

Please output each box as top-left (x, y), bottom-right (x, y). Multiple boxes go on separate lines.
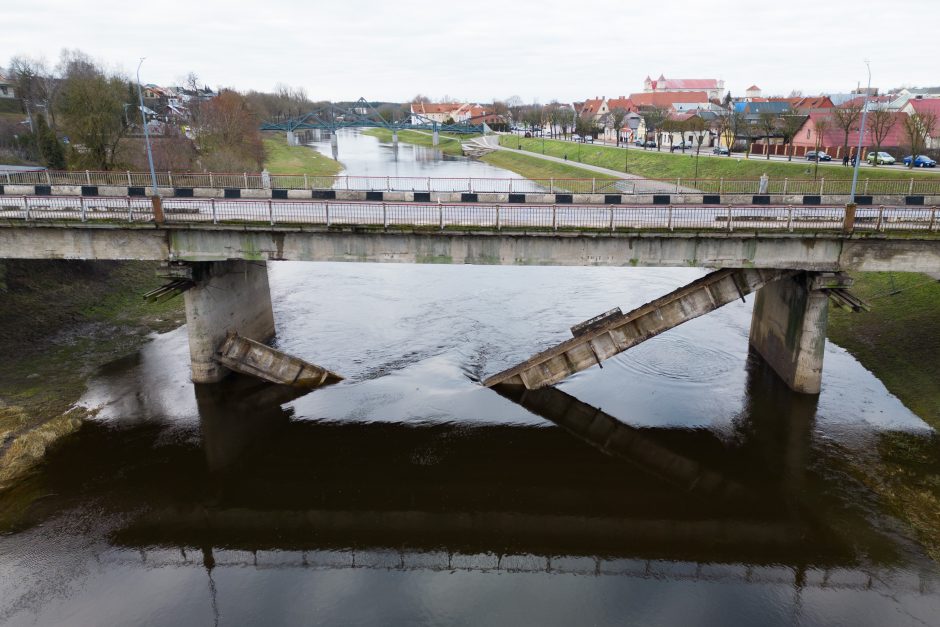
top-left (643, 75), bottom-right (725, 101)
top-left (0, 71), bottom-right (15, 99)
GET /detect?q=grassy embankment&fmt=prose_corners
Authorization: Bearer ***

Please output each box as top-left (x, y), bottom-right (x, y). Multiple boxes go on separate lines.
top-left (827, 272), bottom-right (940, 561)
top-left (480, 150), bottom-right (617, 191)
top-left (0, 261), bottom-right (185, 491)
top-left (362, 128), bottom-right (480, 157)
top-left (262, 132), bottom-right (343, 176)
top-left (499, 135), bottom-right (939, 182)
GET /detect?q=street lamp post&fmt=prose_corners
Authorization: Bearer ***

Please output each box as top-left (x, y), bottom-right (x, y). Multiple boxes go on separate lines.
top-left (849, 61), bottom-right (872, 204)
top-left (136, 57), bottom-right (163, 222)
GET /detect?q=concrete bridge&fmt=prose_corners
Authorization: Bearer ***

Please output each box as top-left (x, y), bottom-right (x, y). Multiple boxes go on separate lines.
top-left (1, 195), bottom-right (938, 394)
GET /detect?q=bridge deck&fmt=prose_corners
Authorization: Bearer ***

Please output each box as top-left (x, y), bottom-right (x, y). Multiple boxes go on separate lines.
top-left (484, 268), bottom-right (792, 388)
top-left (1, 196), bottom-right (938, 234)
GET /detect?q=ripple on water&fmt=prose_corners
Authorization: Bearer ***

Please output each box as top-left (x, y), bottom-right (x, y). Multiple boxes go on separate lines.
top-left (611, 334), bottom-right (740, 384)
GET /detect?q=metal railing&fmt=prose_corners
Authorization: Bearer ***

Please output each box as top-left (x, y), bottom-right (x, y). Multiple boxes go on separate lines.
top-left (3, 170), bottom-right (940, 196)
top-left (1, 196), bottom-right (937, 234)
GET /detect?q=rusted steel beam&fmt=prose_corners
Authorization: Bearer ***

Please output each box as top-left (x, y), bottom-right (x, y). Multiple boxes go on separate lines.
top-left (215, 332), bottom-right (342, 388)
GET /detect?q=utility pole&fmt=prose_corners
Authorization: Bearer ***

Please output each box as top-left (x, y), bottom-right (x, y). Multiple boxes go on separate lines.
top-left (136, 58), bottom-right (163, 223)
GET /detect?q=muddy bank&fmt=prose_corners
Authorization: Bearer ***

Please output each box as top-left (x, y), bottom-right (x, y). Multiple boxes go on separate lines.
top-left (0, 260), bottom-right (185, 489)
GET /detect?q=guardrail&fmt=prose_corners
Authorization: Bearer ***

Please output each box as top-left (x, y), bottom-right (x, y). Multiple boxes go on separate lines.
top-left (2, 170), bottom-right (939, 196)
top-left (1, 196), bottom-right (937, 234)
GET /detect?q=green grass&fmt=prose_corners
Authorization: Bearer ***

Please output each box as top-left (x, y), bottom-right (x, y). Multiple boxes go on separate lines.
top-left (499, 135), bottom-right (939, 183)
top-left (263, 132), bottom-right (343, 176)
top-left (480, 150), bottom-right (617, 190)
top-left (362, 128), bottom-right (479, 157)
top-left (827, 272), bottom-right (940, 562)
top-left (828, 272), bottom-right (940, 429)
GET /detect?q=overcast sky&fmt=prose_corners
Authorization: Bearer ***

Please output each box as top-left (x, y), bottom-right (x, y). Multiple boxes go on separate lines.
top-left (3, 0), bottom-right (937, 104)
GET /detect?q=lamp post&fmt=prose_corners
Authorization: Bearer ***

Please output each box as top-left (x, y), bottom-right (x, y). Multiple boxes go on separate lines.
top-left (137, 58), bottom-right (163, 222)
top-left (849, 61), bottom-right (872, 204)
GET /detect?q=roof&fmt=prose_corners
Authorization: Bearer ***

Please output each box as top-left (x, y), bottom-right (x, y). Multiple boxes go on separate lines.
top-left (744, 101), bottom-right (791, 115)
top-left (746, 85), bottom-right (761, 91)
top-left (411, 102), bottom-right (463, 115)
top-left (908, 98), bottom-right (940, 118)
top-left (793, 96), bottom-right (834, 110)
top-left (605, 97), bottom-right (635, 112)
top-left (652, 78), bottom-right (721, 90)
top-left (628, 91), bottom-right (709, 109)
top-left (580, 98), bottom-right (605, 115)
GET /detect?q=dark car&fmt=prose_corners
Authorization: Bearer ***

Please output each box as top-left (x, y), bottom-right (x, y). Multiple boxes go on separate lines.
top-left (903, 154), bottom-right (937, 168)
top-left (670, 141), bottom-right (692, 152)
top-left (806, 151), bottom-right (831, 161)
top-left (644, 140), bottom-right (657, 148)
top-left (712, 146), bottom-right (730, 155)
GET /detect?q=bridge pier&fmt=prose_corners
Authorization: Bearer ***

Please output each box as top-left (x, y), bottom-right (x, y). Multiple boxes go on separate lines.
top-left (749, 272), bottom-right (829, 395)
top-left (392, 130), bottom-right (398, 146)
top-left (432, 129), bottom-right (439, 146)
top-left (286, 131), bottom-right (296, 146)
top-left (183, 260), bottom-right (275, 384)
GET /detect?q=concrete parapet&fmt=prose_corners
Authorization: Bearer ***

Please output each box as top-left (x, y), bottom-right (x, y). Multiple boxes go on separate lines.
top-left (183, 260), bottom-right (275, 383)
top-left (286, 189), bottom-right (314, 200)
top-left (749, 273), bottom-right (829, 394)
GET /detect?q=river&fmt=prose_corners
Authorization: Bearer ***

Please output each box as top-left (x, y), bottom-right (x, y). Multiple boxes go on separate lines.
top-left (1, 130), bottom-right (940, 626)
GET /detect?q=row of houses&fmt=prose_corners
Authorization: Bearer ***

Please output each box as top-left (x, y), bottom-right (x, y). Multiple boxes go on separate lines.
top-left (409, 102), bottom-right (506, 128)
top-left (573, 75), bottom-right (940, 155)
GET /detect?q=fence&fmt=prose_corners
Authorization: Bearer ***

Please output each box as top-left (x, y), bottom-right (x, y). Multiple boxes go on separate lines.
top-left (3, 170), bottom-right (940, 196)
top-left (1, 196), bottom-right (937, 234)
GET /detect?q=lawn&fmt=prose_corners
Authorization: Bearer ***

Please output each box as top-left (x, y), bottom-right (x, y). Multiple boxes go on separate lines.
top-left (828, 272), bottom-right (940, 430)
top-left (499, 135), bottom-right (939, 184)
top-left (262, 132), bottom-right (343, 176)
top-left (363, 128), bottom-right (479, 157)
top-left (480, 150), bottom-right (617, 190)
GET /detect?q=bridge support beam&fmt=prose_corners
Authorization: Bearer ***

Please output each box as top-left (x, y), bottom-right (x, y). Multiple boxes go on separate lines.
top-left (392, 130), bottom-right (398, 146)
top-left (183, 260), bottom-right (275, 383)
top-left (432, 129), bottom-right (439, 146)
top-left (749, 272), bottom-right (829, 395)
top-left (286, 131), bottom-right (296, 146)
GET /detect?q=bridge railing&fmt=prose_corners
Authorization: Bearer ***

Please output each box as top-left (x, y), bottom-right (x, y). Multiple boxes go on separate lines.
top-left (2, 196), bottom-right (937, 234)
top-left (3, 169), bottom-right (940, 196)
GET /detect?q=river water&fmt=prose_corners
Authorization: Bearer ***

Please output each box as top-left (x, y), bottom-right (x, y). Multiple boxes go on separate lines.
top-left (2, 131), bottom-right (940, 626)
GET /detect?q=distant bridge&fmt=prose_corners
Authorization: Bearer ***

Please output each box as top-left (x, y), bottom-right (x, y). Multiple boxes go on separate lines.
top-left (259, 97), bottom-right (486, 135)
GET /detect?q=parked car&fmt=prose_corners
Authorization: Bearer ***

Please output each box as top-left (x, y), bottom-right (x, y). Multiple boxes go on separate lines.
top-left (584, 135), bottom-right (594, 143)
top-left (670, 141), bottom-right (692, 152)
top-left (712, 146), bottom-right (730, 155)
top-left (903, 154), bottom-right (937, 168)
top-left (571, 134), bottom-right (582, 142)
top-left (644, 140), bottom-right (657, 148)
top-left (805, 151), bottom-right (831, 161)
top-left (634, 140), bottom-right (644, 147)
top-left (867, 151), bottom-right (896, 165)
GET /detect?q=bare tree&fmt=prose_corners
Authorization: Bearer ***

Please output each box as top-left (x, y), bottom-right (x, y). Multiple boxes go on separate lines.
top-left (902, 112), bottom-right (938, 168)
top-left (867, 109), bottom-right (895, 167)
top-left (831, 103), bottom-right (863, 161)
top-left (640, 106), bottom-right (668, 150)
top-left (711, 109), bottom-right (733, 155)
top-left (757, 111), bottom-right (780, 160)
top-left (812, 117), bottom-right (831, 179)
top-left (607, 107), bottom-right (628, 146)
top-left (779, 111), bottom-right (806, 161)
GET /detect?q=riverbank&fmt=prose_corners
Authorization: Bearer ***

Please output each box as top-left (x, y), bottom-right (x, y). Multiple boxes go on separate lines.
top-left (480, 150), bottom-right (618, 187)
top-left (263, 132), bottom-right (343, 176)
top-left (362, 128), bottom-right (477, 157)
top-left (500, 136), bottom-right (939, 181)
top-left (828, 271), bottom-right (940, 561)
top-left (0, 261), bottom-right (185, 490)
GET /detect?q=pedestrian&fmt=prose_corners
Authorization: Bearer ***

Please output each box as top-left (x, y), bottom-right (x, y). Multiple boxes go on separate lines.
top-left (564, 154), bottom-right (567, 161)
top-left (842, 153), bottom-right (849, 167)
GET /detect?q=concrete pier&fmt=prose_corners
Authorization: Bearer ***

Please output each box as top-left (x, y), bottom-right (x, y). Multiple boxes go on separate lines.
top-left (749, 272), bottom-right (829, 394)
top-left (432, 129), bottom-right (439, 146)
top-left (392, 130), bottom-right (398, 146)
top-left (183, 260), bottom-right (275, 383)
top-left (286, 131), bottom-right (296, 146)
